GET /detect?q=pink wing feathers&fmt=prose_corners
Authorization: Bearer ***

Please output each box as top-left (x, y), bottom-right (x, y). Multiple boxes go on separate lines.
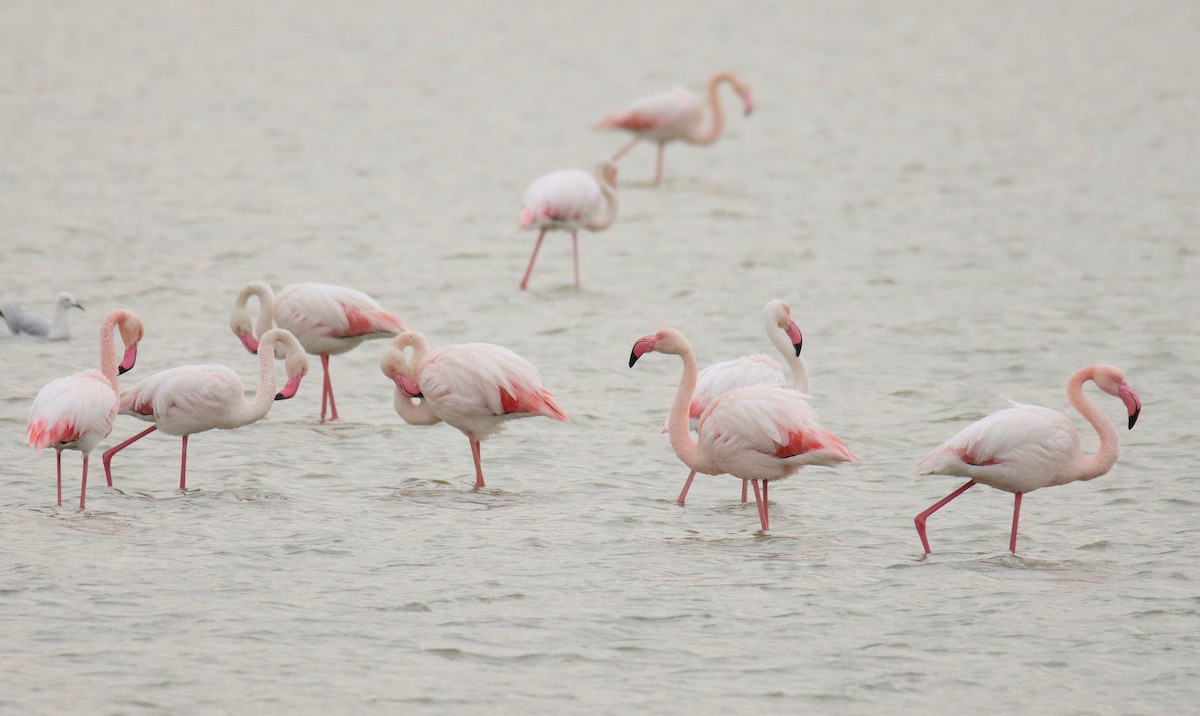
top-left (27, 371), bottom-right (118, 451)
top-left (275, 283), bottom-right (404, 348)
top-left (519, 170), bottom-right (603, 230)
top-left (595, 86), bottom-right (703, 138)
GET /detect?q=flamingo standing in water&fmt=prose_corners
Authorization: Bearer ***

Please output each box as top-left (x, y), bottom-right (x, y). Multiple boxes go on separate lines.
top-left (518, 160), bottom-right (619, 290)
top-left (675, 299), bottom-right (810, 506)
top-left (629, 328), bottom-right (856, 532)
top-left (596, 72), bottom-right (754, 184)
top-left (230, 282), bottom-right (405, 421)
top-left (915, 364), bottom-right (1143, 555)
top-left (26, 309), bottom-right (144, 509)
top-left (380, 331), bottom-right (568, 489)
top-left (102, 328), bottom-right (309, 492)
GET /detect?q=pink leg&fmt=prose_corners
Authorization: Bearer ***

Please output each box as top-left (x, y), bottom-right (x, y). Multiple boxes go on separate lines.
top-left (102, 425), bottom-right (158, 486)
top-left (1009, 492), bottom-right (1023, 554)
top-left (469, 436), bottom-right (485, 489)
top-left (571, 231), bottom-right (580, 288)
top-left (56, 451), bottom-right (63, 506)
top-left (519, 230), bottom-right (547, 290)
top-left (611, 136), bottom-right (640, 161)
top-left (676, 470), bottom-right (697, 505)
top-left (179, 435), bottom-right (189, 491)
top-left (320, 354), bottom-right (338, 422)
top-left (741, 479), bottom-right (749, 503)
top-left (654, 143), bottom-right (665, 185)
top-left (750, 479), bottom-right (769, 532)
top-left (79, 455), bottom-right (89, 510)
top-left (914, 480), bottom-right (977, 554)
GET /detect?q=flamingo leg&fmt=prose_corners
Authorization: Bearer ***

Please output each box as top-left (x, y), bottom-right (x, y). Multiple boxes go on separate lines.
top-left (571, 231), bottom-right (580, 288)
top-left (741, 479), bottom-right (749, 503)
top-left (102, 425), bottom-right (157, 487)
top-left (320, 354), bottom-right (338, 422)
top-left (654, 142), bottom-right (665, 185)
top-left (1010, 492), bottom-right (1023, 554)
top-left (915, 480), bottom-right (977, 554)
top-left (79, 455), bottom-right (89, 510)
top-left (676, 470), bottom-right (697, 505)
top-left (610, 136), bottom-right (640, 161)
top-left (469, 435), bottom-right (485, 489)
top-left (519, 230), bottom-right (547, 291)
top-left (179, 435), bottom-right (188, 491)
top-left (750, 479), bottom-right (769, 532)
top-left (56, 450), bottom-right (62, 507)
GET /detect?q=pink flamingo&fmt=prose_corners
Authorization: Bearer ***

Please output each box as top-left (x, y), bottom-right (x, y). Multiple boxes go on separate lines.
top-left (380, 331), bottom-right (568, 489)
top-left (629, 328), bottom-right (856, 532)
top-left (230, 282), bottom-right (405, 422)
top-left (596, 72), bottom-right (754, 184)
top-left (915, 364), bottom-right (1143, 555)
top-left (101, 328), bottom-right (309, 492)
top-left (518, 160), bottom-right (619, 290)
top-left (675, 299), bottom-right (810, 506)
top-left (26, 309), bottom-right (144, 509)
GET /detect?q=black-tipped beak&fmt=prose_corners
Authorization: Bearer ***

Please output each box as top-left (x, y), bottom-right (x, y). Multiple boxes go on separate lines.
top-left (118, 365), bottom-right (130, 376)
top-left (1128, 408), bottom-right (1140, 430)
top-left (274, 392), bottom-right (287, 401)
top-left (629, 350), bottom-right (640, 368)
top-left (793, 341), bottom-right (802, 357)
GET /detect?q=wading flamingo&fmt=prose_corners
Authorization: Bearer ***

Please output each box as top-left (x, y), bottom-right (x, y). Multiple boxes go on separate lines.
top-left (2, 291), bottom-right (84, 340)
top-left (380, 331), bottom-right (568, 489)
top-left (518, 160), bottom-right (619, 290)
top-left (914, 364), bottom-right (1142, 555)
top-left (230, 282), bottom-right (404, 421)
top-left (675, 299), bottom-right (810, 506)
top-left (596, 72), bottom-right (754, 184)
top-left (102, 328), bottom-right (309, 492)
top-left (26, 309), bottom-right (144, 509)
top-left (629, 328), bottom-right (856, 532)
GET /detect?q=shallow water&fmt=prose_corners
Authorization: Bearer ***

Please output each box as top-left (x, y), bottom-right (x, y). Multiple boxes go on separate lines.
top-left (2, 1), bottom-right (1199, 713)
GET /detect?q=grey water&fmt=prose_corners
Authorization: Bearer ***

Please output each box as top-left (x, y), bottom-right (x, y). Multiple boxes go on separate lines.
top-left (2, 1), bottom-right (1198, 713)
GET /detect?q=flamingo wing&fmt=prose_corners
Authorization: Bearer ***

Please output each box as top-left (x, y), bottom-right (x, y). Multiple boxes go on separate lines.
top-left (596, 86), bottom-right (703, 138)
top-left (120, 365), bottom-right (244, 431)
top-left (519, 170), bottom-right (602, 229)
top-left (276, 283), bottom-right (405, 344)
top-left (692, 354), bottom-right (787, 418)
top-left (27, 371), bottom-right (117, 450)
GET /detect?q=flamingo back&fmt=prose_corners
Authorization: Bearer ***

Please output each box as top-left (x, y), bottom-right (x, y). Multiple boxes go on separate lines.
top-left (275, 283), bottom-right (404, 355)
top-left (120, 364), bottom-right (246, 434)
top-left (27, 371), bottom-right (118, 452)
top-left (596, 86), bottom-right (703, 140)
top-left (520, 170), bottom-right (603, 231)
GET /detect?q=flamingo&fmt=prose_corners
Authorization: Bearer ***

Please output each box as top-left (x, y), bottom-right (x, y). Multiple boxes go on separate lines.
top-left (518, 160), bottom-right (619, 290)
top-left (629, 328), bottom-right (856, 532)
top-left (229, 282), bottom-right (405, 421)
top-left (26, 309), bottom-right (144, 509)
top-left (101, 328), bottom-right (309, 492)
top-left (2, 291), bottom-right (84, 340)
top-left (595, 72), bottom-right (754, 184)
top-left (914, 364), bottom-right (1143, 555)
top-left (675, 299), bottom-right (810, 506)
top-left (380, 331), bottom-right (568, 489)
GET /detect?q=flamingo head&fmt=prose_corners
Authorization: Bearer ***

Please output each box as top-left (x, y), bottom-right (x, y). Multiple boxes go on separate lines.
top-left (380, 334), bottom-right (424, 398)
top-left (629, 328), bottom-right (688, 367)
top-left (116, 311), bottom-right (145, 375)
top-left (766, 300), bottom-right (802, 356)
top-left (1093, 365), bottom-right (1142, 429)
top-left (275, 333), bottom-right (310, 401)
top-left (229, 308), bottom-right (260, 354)
top-left (595, 160), bottom-right (619, 189)
top-left (733, 78), bottom-right (754, 115)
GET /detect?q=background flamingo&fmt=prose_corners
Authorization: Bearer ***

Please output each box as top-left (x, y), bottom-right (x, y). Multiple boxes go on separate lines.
top-left (102, 328), bottom-right (309, 492)
top-left (596, 72), bottom-right (754, 184)
top-left (2, 291), bottom-right (84, 340)
top-left (629, 328), bottom-right (856, 532)
top-left (26, 309), bottom-right (144, 509)
top-left (380, 330), bottom-right (568, 489)
top-left (230, 282), bottom-right (404, 421)
top-left (518, 160), bottom-right (619, 290)
top-left (915, 364), bottom-right (1142, 555)
top-left (674, 299), bottom-right (810, 505)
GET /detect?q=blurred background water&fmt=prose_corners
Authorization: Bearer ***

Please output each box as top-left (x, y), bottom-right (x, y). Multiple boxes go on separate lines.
top-left (2, 1), bottom-right (1198, 713)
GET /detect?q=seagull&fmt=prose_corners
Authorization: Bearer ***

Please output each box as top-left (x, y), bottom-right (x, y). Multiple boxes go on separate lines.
top-left (1, 292), bottom-right (84, 341)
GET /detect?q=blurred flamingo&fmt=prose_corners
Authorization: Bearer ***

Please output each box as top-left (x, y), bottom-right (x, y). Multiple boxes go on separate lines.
top-left (518, 160), bottom-right (619, 290)
top-left (102, 328), bottom-right (309, 492)
top-left (675, 299), bottom-right (810, 506)
top-left (596, 72), bottom-right (754, 184)
top-left (629, 328), bottom-right (856, 532)
top-left (915, 364), bottom-right (1142, 555)
top-left (380, 331), bottom-right (568, 489)
top-left (26, 309), bottom-right (144, 509)
top-left (230, 282), bottom-right (404, 421)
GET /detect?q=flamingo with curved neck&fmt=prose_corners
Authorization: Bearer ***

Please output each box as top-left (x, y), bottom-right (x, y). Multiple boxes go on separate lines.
top-left (26, 309), bottom-right (144, 509)
top-left (630, 328), bottom-right (856, 532)
top-left (914, 364), bottom-right (1143, 555)
top-left (102, 328), bottom-right (309, 492)
top-left (596, 72), bottom-right (754, 184)
top-left (518, 160), bottom-right (619, 290)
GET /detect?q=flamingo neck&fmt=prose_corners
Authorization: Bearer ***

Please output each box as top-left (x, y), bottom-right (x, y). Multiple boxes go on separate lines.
top-left (666, 343), bottom-right (708, 472)
top-left (687, 73), bottom-right (735, 146)
top-left (237, 282), bottom-right (277, 339)
top-left (588, 175), bottom-right (619, 231)
top-left (1066, 366), bottom-right (1120, 482)
top-left (98, 312), bottom-right (122, 393)
top-left (767, 317), bottom-right (809, 392)
top-left (237, 331), bottom-right (286, 426)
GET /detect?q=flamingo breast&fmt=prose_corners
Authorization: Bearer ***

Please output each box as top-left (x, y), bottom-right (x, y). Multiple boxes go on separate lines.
top-left (27, 370), bottom-right (118, 453)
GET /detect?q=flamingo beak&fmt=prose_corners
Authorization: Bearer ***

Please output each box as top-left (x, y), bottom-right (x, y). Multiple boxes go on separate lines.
top-left (786, 322), bottom-right (803, 357)
top-left (275, 374), bottom-right (304, 400)
top-left (629, 335), bottom-right (657, 368)
top-left (1119, 383), bottom-right (1141, 429)
top-left (118, 343), bottom-right (138, 375)
top-left (237, 330), bottom-right (260, 354)
top-left (394, 374), bottom-right (423, 399)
